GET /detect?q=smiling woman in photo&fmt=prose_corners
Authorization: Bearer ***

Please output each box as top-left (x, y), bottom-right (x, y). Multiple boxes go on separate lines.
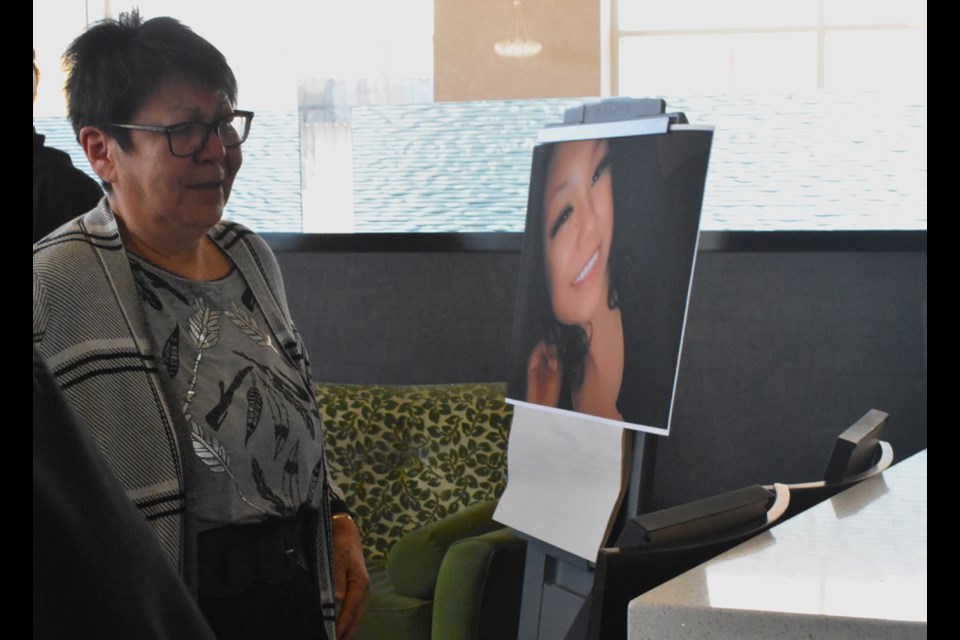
top-left (509, 126), bottom-right (711, 432)
top-left (524, 138), bottom-right (626, 421)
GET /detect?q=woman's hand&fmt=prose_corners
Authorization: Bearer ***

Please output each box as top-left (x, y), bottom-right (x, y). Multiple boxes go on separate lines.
top-left (332, 515), bottom-right (369, 640)
top-left (526, 340), bottom-right (563, 408)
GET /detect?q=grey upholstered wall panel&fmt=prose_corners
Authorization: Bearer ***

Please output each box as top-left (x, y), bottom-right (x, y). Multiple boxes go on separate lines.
top-left (275, 251), bottom-right (521, 385)
top-left (650, 250), bottom-right (927, 509)
top-left (274, 245), bottom-right (926, 509)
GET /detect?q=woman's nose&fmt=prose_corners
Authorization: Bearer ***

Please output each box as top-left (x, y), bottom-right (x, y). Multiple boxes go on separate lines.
top-left (580, 193), bottom-right (598, 236)
top-left (195, 128), bottom-right (227, 162)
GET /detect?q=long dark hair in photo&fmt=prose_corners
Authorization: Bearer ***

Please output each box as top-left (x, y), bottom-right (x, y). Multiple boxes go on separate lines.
top-left (508, 137), bottom-right (638, 404)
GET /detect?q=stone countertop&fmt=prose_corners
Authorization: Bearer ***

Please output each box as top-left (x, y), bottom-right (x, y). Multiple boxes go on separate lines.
top-left (628, 450), bottom-right (927, 640)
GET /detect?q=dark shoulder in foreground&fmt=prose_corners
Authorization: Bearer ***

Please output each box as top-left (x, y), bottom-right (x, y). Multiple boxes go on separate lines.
top-left (33, 128), bottom-right (103, 244)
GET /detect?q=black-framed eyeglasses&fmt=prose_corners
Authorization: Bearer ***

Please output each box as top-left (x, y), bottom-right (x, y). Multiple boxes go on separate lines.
top-left (107, 110), bottom-right (254, 158)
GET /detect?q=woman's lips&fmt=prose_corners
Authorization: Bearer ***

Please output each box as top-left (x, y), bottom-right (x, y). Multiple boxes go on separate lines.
top-left (573, 249), bottom-right (600, 286)
top-left (189, 181), bottom-right (222, 190)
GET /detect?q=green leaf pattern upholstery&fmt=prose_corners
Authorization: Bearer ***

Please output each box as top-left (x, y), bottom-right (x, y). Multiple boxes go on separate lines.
top-left (316, 383), bottom-right (514, 559)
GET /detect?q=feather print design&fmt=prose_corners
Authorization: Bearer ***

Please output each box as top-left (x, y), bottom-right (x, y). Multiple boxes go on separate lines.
top-left (191, 421), bottom-right (230, 473)
top-left (305, 458), bottom-right (326, 505)
top-left (188, 419), bottom-right (267, 515)
top-left (252, 458), bottom-right (288, 513)
top-left (241, 286), bottom-right (256, 311)
top-left (162, 325), bottom-right (180, 378)
top-left (245, 381), bottom-right (263, 445)
top-left (291, 401), bottom-right (316, 440)
top-left (283, 440), bottom-right (301, 504)
top-left (257, 378), bottom-right (290, 459)
top-left (258, 375), bottom-right (281, 423)
top-left (135, 279), bottom-right (163, 311)
top-left (142, 269), bottom-right (189, 305)
top-left (225, 303), bottom-right (279, 354)
top-left (130, 261), bottom-right (189, 305)
top-left (274, 419), bottom-right (290, 461)
top-left (204, 366), bottom-right (253, 430)
top-left (188, 298), bottom-right (221, 351)
top-left (233, 350), bottom-right (311, 402)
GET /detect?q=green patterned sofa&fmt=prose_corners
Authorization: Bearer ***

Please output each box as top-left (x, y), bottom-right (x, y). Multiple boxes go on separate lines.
top-left (317, 382), bottom-right (526, 640)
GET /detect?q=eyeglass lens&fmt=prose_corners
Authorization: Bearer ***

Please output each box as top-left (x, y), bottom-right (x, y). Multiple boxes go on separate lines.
top-left (169, 113), bottom-right (250, 157)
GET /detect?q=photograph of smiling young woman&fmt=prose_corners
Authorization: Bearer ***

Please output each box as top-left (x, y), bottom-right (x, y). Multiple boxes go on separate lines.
top-left (516, 138), bottom-right (628, 422)
top-left (508, 127), bottom-right (712, 432)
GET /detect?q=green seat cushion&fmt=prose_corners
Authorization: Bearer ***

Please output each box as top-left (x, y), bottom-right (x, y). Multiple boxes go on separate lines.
top-left (386, 500), bottom-right (502, 600)
top-left (432, 528), bottom-right (527, 640)
top-left (355, 558), bottom-right (433, 640)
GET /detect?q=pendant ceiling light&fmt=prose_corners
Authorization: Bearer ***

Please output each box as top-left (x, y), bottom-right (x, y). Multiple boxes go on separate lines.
top-left (494, 0), bottom-right (542, 59)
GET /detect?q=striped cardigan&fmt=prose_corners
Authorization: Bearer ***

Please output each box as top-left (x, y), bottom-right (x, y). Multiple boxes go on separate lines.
top-left (33, 200), bottom-right (340, 637)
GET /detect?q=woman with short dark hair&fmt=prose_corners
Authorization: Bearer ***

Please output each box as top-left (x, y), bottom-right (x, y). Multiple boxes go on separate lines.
top-left (33, 11), bottom-right (367, 640)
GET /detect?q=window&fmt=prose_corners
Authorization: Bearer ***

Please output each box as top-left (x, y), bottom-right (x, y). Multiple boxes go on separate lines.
top-left (613, 0), bottom-right (927, 94)
top-left (611, 0), bottom-right (927, 230)
top-left (33, 1), bottom-right (926, 232)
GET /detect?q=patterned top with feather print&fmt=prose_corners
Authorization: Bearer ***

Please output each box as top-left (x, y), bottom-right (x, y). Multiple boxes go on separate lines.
top-left (129, 254), bottom-right (325, 530)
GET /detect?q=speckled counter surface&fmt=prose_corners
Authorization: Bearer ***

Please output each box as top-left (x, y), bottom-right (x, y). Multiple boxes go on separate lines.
top-left (628, 450), bottom-right (927, 640)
